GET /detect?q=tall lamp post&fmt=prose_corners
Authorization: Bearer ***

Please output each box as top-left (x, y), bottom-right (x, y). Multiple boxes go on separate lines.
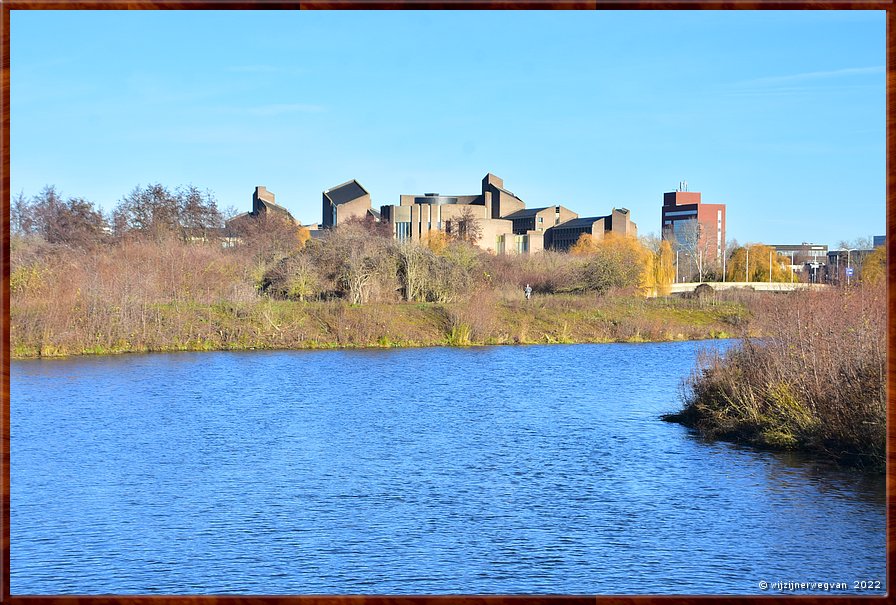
top-left (844, 248), bottom-right (857, 287)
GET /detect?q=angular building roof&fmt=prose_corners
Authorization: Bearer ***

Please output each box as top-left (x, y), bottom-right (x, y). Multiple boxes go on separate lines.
top-left (323, 179), bottom-right (370, 206)
top-left (554, 217), bottom-right (606, 229)
top-left (503, 207), bottom-right (551, 219)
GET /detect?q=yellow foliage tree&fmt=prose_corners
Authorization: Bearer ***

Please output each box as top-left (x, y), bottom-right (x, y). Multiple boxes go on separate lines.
top-left (861, 245), bottom-right (886, 285)
top-left (726, 244), bottom-right (791, 282)
top-left (569, 233), bottom-right (599, 256)
top-left (424, 230), bottom-right (451, 254)
top-left (654, 240), bottom-right (675, 296)
top-left (296, 225), bottom-right (312, 248)
top-left (575, 232), bottom-right (652, 296)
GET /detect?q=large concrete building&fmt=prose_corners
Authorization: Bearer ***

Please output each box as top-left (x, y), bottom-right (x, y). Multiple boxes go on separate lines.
top-left (379, 173), bottom-right (527, 253)
top-left (320, 172), bottom-right (639, 255)
top-left (661, 186), bottom-right (726, 261)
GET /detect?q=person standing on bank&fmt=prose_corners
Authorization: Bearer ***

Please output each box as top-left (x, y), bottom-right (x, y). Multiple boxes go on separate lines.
top-left (524, 284), bottom-right (532, 300)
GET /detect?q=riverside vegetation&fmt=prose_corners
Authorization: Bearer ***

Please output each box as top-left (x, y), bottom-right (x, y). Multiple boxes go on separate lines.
top-left (665, 282), bottom-right (886, 472)
top-left (10, 184), bottom-right (887, 469)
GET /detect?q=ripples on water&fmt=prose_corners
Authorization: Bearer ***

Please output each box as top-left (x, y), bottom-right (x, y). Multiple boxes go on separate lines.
top-left (11, 341), bottom-right (886, 594)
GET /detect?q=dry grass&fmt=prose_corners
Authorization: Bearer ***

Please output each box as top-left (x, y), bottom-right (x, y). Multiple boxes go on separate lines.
top-left (667, 284), bottom-right (886, 470)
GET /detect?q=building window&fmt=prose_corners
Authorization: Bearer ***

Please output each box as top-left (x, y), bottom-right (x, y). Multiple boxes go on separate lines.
top-left (664, 210), bottom-right (698, 218)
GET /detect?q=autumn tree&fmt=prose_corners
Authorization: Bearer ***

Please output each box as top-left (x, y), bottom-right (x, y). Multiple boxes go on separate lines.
top-left (261, 252), bottom-right (321, 301)
top-left (860, 245), bottom-right (886, 286)
top-left (649, 239), bottom-right (675, 296)
top-left (725, 244), bottom-right (791, 282)
top-left (339, 213), bottom-right (393, 239)
top-left (178, 185), bottom-right (224, 240)
top-left (573, 233), bottom-right (650, 295)
top-left (569, 233), bottom-right (599, 256)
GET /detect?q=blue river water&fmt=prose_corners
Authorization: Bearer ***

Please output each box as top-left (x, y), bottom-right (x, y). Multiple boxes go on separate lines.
top-left (10, 341), bottom-right (886, 595)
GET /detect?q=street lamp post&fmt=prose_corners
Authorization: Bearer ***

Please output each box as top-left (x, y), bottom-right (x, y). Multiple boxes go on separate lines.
top-left (840, 248), bottom-right (857, 287)
top-left (722, 245), bottom-right (726, 283)
top-left (675, 250), bottom-right (679, 283)
top-left (790, 251), bottom-right (794, 283)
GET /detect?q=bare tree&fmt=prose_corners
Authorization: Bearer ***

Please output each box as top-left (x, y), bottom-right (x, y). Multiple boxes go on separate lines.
top-left (11, 191), bottom-right (34, 235)
top-left (23, 186), bottom-right (108, 247)
top-left (312, 223), bottom-right (392, 304)
top-left (113, 184), bottom-right (180, 239)
top-left (178, 185), bottom-right (223, 239)
top-left (112, 183), bottom-right (222, 241)
top-left (673, 219), bottom-right (711, 283)
top-left (446, 207), bottom-right (482, 245)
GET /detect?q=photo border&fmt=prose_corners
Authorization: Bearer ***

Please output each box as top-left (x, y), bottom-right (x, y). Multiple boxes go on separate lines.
top-left (1, 2), bottom-right (892, 603)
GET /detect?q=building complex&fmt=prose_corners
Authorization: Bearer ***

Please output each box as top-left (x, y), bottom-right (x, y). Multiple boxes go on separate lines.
top-left (223, 177), bottom-right (878, 283)
top-left (347, 172), bottom-right (635, 253)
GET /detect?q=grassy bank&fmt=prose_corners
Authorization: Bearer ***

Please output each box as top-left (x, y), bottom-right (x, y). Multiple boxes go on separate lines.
top-left (11, 293), bottom-right (746, 359)
top-left (663, 284), bottom-right (885, 472)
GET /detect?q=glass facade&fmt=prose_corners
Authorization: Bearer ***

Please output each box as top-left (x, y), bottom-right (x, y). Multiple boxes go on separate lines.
top-left (395, 222), bottom-right (411, 241)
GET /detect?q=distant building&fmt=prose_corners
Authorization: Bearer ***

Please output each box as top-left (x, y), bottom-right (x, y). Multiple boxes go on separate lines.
top-left (873, 235), bottom-right (885, 248)
top-left (379, 173), bottom-right (525, 254)
top-left (503, 205), bottom-right (578, 235)
top-left (826, 247), bottom-right (877, 285)
top-left (770, 243), bottom-right (829, 265)
top-left (350, 171), bottom-right (640, 255)
top-left (660, 187), bottom-right (726, 261)
top-left (771, 243), bottom-right (828, 283)
top-left (226, 186), bottom-right (295, 231)
top-left (548, 209), bottom-right (638, 252)
top-left (322, 179), bottom-right (378, 228)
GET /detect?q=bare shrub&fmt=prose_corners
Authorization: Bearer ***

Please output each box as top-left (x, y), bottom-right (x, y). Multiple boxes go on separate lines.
top-left (674, 284), bottom-right (886, 469)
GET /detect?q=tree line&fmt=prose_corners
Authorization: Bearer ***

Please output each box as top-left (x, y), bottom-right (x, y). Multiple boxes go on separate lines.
top-left (12, 183), bottom-right (226, 245)
top-left (11, 183), bottom-right (883, 315)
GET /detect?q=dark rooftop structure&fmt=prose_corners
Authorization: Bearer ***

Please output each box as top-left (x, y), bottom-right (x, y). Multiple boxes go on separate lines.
top-left (502, 207), bottom-right (552, 219)
top-left (323, 180), bottom-right (369, 207)
top-left (322, 179), bottom-right (374, 228)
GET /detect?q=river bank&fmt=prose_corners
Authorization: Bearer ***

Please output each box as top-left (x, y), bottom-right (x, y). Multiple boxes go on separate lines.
top-left (11, 293), bottom-right (746, 359)
top-left (662, 284), bottom-right (885, 472)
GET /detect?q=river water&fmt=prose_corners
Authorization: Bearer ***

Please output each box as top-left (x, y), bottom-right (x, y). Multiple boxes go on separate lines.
top-left (10, 341), bottom-right (886, 595)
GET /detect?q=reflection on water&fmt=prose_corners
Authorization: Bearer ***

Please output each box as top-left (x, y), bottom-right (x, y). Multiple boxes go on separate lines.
top-left (11, 342), bottom-right (886, 594)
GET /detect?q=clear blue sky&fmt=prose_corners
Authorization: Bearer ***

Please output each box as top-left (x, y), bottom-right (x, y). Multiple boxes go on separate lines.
top-left (10, 10), bottom-right (885, 247)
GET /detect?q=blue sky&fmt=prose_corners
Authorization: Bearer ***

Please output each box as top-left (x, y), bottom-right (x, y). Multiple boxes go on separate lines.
top-left (10, 10), bottom-right (885, 247)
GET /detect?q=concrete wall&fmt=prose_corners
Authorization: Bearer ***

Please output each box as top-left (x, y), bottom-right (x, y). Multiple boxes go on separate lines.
top-left (533, 206), bottom-right (578, 231)
top-left (335, 194), bottom-right (372, 226)
top-left (609, 208), bottom-right (637, 238)
top-left (478, 218), bottom-right (515, 253)
top-left (494, 190), bottom-right (525, 219)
